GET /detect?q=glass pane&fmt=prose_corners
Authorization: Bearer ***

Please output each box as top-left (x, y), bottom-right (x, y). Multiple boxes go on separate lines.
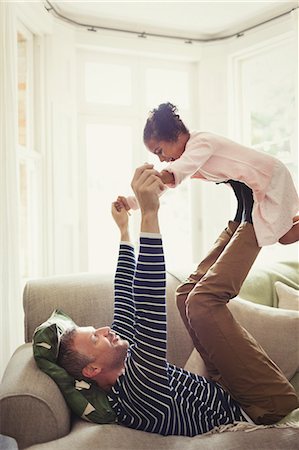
top-left (86, 124), bottom-right (133, 271)
top-left (85, 62), bottom-right (132, 105)
top-left (19, 161), bottom-right (39, 279)
top-left (146, 68), bottom-right (190, 110)
top-left (17, 32), bottom-right (27, 147)
top-left (241, 41), bottom-right (296, 165)
top-left (19, 162), bottom-right (28, 277)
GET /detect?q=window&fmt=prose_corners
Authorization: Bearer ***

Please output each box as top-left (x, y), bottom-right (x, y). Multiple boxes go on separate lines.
top-left (233, 35), bottom-right (297, 176)
top-left (145, 68), bottom-right (190, 110)
top-left (231, 34), bottom-right (298, 263)
top-left (85, 62), bottom-right (132, 105)
top-left (86, 123), bottom-right (133, 271)
top-left (78, 52), bottom-right (195, 272)
top-left (17, 25), bottom-right (42, 284)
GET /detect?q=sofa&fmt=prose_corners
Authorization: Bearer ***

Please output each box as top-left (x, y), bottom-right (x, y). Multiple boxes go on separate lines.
top-left (1, 261), bottom-right (298, 450)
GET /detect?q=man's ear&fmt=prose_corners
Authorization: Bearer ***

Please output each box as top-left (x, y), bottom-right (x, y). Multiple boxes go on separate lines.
top-left (82, 364), bottom-right (101, 379)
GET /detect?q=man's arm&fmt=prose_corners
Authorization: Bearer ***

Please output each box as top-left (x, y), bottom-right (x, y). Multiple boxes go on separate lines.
top-left (131, 164), bottom-right (164, 233)
top-left (129, 164), bottom-right (168, 369)
top-left (110, 202), bottom-right (136, 344)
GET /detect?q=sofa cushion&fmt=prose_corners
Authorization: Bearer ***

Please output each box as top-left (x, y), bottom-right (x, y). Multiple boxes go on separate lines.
top-left (33, 309), bottom-right (116, 424)
top-left (275, 282), bottom-right (299, 311)
top-left (228, 297), bottom-right (299, 380)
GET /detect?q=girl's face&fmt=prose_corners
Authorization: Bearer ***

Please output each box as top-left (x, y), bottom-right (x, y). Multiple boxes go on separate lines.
top-left (145, 133), bottom-right (188, 163)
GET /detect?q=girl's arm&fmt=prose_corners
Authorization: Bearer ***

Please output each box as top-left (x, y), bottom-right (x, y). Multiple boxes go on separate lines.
top-left (164, 133), bottom-right (215, 187)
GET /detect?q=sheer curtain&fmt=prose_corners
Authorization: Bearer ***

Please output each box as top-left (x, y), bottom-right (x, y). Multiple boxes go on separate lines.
top-left (0, 2), bottom-right (23, 378)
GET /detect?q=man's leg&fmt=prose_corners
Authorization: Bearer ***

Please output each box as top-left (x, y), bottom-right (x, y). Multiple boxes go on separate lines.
top-left (176, 220), bottom-right (239, 376)
top-left (186, 222), bottom-right (299, 424)
top-left (176, 180), bottom-right (244, 374)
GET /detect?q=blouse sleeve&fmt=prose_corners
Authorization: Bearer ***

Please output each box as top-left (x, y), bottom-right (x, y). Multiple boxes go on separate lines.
top-left (165, 133), bottom-right (215, 187)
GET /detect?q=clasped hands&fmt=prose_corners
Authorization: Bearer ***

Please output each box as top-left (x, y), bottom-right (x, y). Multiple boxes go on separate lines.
top-left (112, 164), bottom-right (165, 234)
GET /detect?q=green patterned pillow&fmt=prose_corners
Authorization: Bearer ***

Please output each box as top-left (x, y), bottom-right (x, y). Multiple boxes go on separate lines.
top-left (33, 309), bottom-right (116, 424)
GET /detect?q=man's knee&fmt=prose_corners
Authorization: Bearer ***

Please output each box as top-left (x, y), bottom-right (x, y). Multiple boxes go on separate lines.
top-left (186, 289), bottom-right (210, 326)
top-left (175, 281), bottom-right (195, 309)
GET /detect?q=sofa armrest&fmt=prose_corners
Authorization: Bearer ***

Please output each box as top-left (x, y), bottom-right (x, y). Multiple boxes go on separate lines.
top-left (0, 344), bottom-right (70, 449)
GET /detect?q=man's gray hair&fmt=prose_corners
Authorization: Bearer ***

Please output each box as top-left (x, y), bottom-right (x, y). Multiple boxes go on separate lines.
top-left (57, 327), bottom-right (95, 379)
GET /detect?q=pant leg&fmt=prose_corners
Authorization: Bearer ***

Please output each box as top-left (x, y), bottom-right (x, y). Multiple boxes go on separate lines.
top-left (176, 221), bottom-right (239, 377)
top-left (187, 222), bottom-right (299, 424)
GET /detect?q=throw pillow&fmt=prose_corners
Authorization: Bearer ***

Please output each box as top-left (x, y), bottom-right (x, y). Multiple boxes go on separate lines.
top-left (33, 309), bottom-right (116, 424)
top-left (228, 297), bottom-right (299, 380)
top-left (275, 281), bottom-right (299, 311)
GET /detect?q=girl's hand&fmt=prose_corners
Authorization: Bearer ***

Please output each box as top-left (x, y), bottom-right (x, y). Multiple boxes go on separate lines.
top-left (159, 170), bottom-right (175, 186)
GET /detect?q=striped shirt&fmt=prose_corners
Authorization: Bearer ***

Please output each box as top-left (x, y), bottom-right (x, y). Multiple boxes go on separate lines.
top-left (108, 234), bottom-right (247, 436)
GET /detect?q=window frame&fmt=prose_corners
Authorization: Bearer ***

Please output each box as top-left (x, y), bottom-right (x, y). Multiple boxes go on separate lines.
top-left (17, 20), bottom-right (44, 284)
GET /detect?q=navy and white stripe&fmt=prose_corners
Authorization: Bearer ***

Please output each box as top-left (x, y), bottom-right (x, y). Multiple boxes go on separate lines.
top-left (109, 235), bottom-right (247, 436)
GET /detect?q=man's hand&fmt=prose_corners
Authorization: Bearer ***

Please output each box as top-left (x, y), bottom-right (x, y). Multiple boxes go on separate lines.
top-left (131, 164), bottom-right (164, 233)
top-left (111, 200), bottom-right (130, 242)
top-left (115, 196), bottom-right (130, 212)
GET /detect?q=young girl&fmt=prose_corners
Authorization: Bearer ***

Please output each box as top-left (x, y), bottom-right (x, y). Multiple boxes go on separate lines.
top-left (123, 102), bottom-right (299, 247)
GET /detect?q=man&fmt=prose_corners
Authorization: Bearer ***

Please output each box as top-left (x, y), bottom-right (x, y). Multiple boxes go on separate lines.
top-left (58, 164), bottom-right (298, 436)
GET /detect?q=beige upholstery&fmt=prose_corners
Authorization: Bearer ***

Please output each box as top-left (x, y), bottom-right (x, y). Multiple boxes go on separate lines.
top-left (1, 268), bottom-right (298, 450)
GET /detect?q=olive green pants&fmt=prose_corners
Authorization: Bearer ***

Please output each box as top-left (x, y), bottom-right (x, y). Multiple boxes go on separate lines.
top-left (176, 221), bottom-right (299, 424)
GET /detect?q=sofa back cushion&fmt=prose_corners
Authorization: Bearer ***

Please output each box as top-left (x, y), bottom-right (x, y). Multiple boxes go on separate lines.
top-left (24, 272), bottom-right (194, 368)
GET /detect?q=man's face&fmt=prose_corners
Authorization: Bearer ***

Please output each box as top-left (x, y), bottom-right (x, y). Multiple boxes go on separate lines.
top-left (73, 326), bottom-right (129, 374)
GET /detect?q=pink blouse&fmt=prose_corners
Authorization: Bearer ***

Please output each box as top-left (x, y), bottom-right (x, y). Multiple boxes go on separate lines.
top-left (127, 131), bottom-right (298, 246)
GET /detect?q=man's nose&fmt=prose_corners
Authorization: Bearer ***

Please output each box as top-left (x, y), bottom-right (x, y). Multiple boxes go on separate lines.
top-left (159, 154), bottom-right (166, 162)
top-left (96, 326), bottom-right (110, 336)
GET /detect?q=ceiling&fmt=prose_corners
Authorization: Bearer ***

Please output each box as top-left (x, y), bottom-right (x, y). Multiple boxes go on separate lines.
top-left (49, 1), bottom-right (298, 40)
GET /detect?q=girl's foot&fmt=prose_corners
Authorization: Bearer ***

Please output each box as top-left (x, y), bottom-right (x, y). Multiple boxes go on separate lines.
top-left (228, 180), bottom-right (243, 223)
top-left (279, 218), bottom-right (299, 245)
top-left (241, 184), bottom-right (254, 223)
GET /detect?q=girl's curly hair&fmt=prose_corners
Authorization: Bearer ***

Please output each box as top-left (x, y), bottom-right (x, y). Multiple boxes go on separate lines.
top-left (143, 102), bottom-right (189, 143)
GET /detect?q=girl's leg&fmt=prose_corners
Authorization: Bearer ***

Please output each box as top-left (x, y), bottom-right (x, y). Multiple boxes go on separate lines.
top-left (187, 223), bottom-right (299, 424)
top-left (279, 215), bottom-right (299, 244)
